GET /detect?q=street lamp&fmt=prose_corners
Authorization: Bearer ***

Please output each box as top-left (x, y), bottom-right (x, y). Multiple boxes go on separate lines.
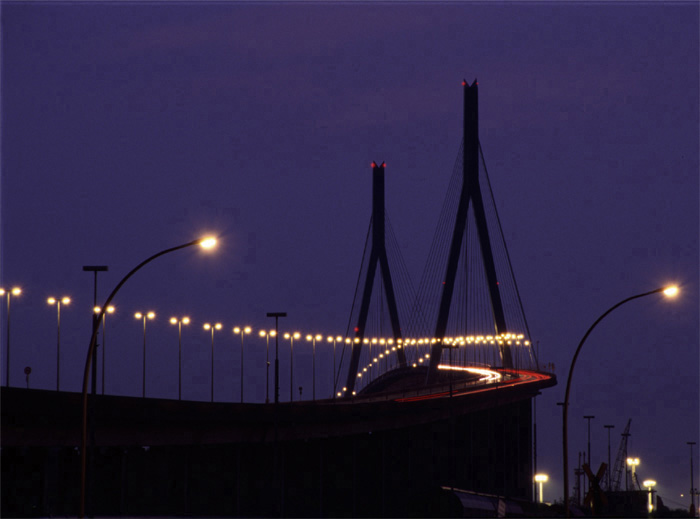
top-left (83, 266), bottom-right (108, 397)
top-left (170, 316), bottom-right (190, 400)
top-left (306, 334), bottom-right (322, 400)
top-left (134, 311), bottom-right (156, 398)
top-left (1, 287), bottom-right (21, 387)
top-left (204, 323), bottom-right (222, 402)
top-left (80, 235), bottom-right (217, 518)
top-left (627, 457), bottom-right (640, 489)
top-left (233, 326), bottom-right (251, 403)
top-left (259, 329), bottom-right (276, 403)
top-left (48, 296), bottom-right (71, 391)
top-left (328, 335), bottom-right (342, 399)
top-left (94, 306), bottom-right (115, 395)
top-left (643, 479), bottom-right (656, 512)
top-left (266, 313), bottom-right (287, 406)
top-left (534, 474), bottom-right (549, 503)
top-left (283, 332), bottom-right (300, 401)
top-left (562, 285), bottom-right (679, 517)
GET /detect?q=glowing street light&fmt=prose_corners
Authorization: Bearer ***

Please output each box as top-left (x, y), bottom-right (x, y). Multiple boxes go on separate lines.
top-left (233, 326), bottom-right (251, 403)
top-left (1, 287), bottom-right (21, 387)
top-left (94, 306), bottom-right (115, 395)
top-left (283, 332), bottom-right (300, 401)
top-left (204, 323), bottom-right (222, 402)
top-left (259, 329), bottom-right (276, 403)
top-left (306, 334), bottom-right (322, 400)
top-left (643, 479), bottom-right (656, 512)
top-left (135, 311), bottom-right (155, 398)
top-left (80, 235), bottom-right (218, 518)
top-left (562, 285), bottom-right (679, 517)
top-left (170, 316), bottom-right (190, 400)
top-left (534, 474), bottom-right (549, 503)
top-left (627, 457), bottom-right (640, 489)
top-left (48, 296), bottom-right (71, 391)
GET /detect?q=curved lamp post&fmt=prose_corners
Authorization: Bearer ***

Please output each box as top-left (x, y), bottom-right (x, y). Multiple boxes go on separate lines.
top-left (563, 285), bottom-right (678, 517)
top-left (1, 287), bottom-right (21, 387)
top-left (80, 236), bottom-right (216, 518)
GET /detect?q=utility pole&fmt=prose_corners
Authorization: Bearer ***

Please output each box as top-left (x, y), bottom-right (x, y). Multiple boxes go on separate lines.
top-left (583, 415), bottom-right (595, 498)
top-left (604, 425), bottom-right (615, 490)
top-left (267, 312), bottom-right (286, 517)
top-left (689, 441), bottom-right (697, 516)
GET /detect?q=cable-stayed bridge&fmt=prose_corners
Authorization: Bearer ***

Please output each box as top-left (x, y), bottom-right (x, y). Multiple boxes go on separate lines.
top-left (2, 80), bottom-right (556, 518)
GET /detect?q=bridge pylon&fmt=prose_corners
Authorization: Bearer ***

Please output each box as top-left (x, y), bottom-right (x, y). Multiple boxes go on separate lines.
top-left (426, 80), bottom-right (513, 385)
top-left (345, 162), bottom-right (407, 395)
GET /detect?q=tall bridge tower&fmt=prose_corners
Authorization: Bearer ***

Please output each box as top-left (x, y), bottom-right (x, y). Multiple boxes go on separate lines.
top-left (426, 80), bottom-right (513, 384)
top-left (345, 162), bottom-right (407, 394)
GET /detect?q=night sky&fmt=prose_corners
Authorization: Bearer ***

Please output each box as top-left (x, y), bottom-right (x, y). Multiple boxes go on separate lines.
top-left (1, 1), bottom-right (698, 507)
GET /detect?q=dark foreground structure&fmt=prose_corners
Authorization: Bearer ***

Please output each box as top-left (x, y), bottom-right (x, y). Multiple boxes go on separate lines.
top-left (2, 367), bottom-right (554, 517)
top-left (4, 80), bottom-right (560, 517)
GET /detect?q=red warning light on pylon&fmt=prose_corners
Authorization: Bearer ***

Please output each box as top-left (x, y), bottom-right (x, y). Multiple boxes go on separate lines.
top-left (371, 162), bottom-right (377, 168)
top-left (354, 326), bottom-right (359, 332)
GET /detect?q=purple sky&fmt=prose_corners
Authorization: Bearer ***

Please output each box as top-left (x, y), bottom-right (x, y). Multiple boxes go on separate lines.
top-left (1, 1), bottom-right (698, 506)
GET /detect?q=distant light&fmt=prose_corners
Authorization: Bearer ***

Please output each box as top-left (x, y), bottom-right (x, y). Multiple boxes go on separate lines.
top-left (534, 474), bottom-right (549, 483)
top-left (643, 480), bottom-right (656, 488)
top-left (183, 317), bottom-right (190, 324)
top-left (170, 317), bottom-right (177, 324)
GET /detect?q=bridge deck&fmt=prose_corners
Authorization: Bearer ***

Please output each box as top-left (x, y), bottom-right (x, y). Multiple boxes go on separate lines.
top-left (2, 369), bottom-right (555, 447)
